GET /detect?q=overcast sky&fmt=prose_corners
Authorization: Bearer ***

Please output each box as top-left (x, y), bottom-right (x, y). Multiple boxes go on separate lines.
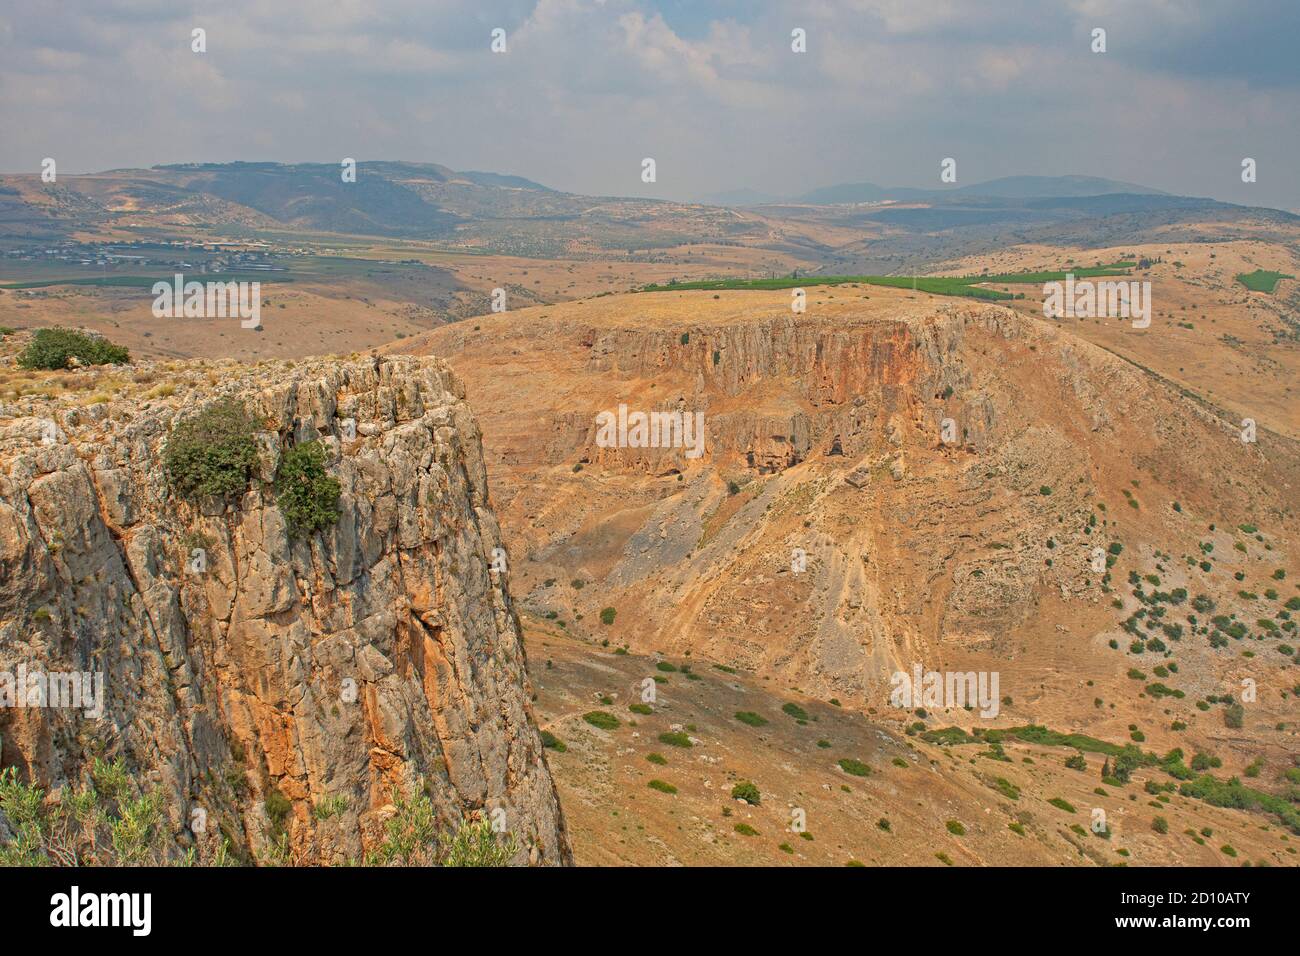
top-left (2, 0), bottom-right (1297, 210)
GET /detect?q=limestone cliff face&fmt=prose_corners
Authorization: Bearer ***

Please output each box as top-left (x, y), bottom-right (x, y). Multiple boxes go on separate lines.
top-left (571, 307), bottom-right (1009, 473)
top-left (414, 292), bottom-right (1300, 708)
top-left (0, 354), bottom-right (569, 865)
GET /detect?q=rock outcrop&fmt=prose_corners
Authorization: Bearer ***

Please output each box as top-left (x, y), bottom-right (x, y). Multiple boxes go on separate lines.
top-left (0, 353), bottom-right (569, 865)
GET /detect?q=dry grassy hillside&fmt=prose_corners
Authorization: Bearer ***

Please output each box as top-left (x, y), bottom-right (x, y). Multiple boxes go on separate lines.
top-left (392, 286), bottom-right (1299, 864)
top-left (526, 624), bottom-right (1294, 866)
top-left (937, 240), bottom-right (1300, 440)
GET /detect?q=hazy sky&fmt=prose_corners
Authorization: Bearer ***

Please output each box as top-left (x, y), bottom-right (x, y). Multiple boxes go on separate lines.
top-left (3, 0), bottom-right (1298, 210)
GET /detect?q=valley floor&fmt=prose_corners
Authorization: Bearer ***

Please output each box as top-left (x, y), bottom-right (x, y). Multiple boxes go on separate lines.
top-left (523, 621), bottom-right (1297, 867)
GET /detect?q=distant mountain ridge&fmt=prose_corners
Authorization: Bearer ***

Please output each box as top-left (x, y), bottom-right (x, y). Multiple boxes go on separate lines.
top-left (951, 174), bottom-right (1167, 199)
top-left (0, 160), bottom-right (571, 241)
top-left (705, 174), bottom-right (1168, 206)
top-left (2, 162), bottom-right (1293, 260)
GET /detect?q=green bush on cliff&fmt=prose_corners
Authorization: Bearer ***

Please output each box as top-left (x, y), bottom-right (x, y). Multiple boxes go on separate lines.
top-left (0, 759), bottom-right (229, 866)
top-left (370, 782), bottom-right (519, 866)
top-left (275, 441), bottom-right (341, 538)
top-left (164, 399), bottom-right (259, 500)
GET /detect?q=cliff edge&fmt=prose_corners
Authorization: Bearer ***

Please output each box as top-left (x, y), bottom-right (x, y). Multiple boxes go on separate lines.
top-left (0, 350), bottom-right (569, 865)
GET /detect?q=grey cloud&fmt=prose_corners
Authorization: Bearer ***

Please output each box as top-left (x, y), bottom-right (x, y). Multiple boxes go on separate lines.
top-left (0, 0), bottom-right (1295, 210)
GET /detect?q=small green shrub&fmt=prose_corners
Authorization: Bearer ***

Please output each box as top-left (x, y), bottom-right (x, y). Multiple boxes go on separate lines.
top-left (647, 779), bottom-right (677, 795)
top-left (730, 781), bottom-right (761, 804)
top-left (735, 711), bottom-right (768, 727)
top-left (582, 711), bottom-right (619, 730)
top-left (838, 758), bottom-right (871, 777)
top-left (164, 399), bottom-right (259, 500)
top-left (1224, 702), bottom-right (1244, 729)
top-left (0, 760), bottom-right (173, 866)
top-left (367, 785), bottom-right (434, 865)
top-left (782, 702), bottom-right (809, 721)
top-left (275, 441), bottom-right (341, 537)
top-left (264, 787), bottom-right (292, 828)
top-left (312, 795), bottom-right (349, 820)
top-left (993, 777), bottom-right (1021, 800)
top-left (18, 327), bottom-right (130, 370)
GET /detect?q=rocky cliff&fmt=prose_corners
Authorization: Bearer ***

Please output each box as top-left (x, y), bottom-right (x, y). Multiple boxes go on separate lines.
top-left (404, 289), bottom-right (1299, 714)
top-left (0, 352), bottom-right (569, 864)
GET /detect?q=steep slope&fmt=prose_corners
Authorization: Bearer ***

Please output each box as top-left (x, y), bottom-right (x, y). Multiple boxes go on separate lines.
top-left (0, 351), bottom-right (569, 865)
top-left (527, 626), bottom-right (1295, 867)
top-left (394, 287), bottom-right (1299, 824)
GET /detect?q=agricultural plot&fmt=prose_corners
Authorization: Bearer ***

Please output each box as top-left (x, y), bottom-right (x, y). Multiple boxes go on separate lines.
top-left (638, 262), bottom-right (1135, 302)
top-left (1235, 269), bottom-right (1293, 293)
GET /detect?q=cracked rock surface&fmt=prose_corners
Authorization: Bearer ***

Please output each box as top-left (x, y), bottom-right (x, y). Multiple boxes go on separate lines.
top-left (0, 353), bottom-right (569, 865)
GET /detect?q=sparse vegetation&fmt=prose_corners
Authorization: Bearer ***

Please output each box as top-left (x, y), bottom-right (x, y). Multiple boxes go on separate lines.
top-left (0, 759), bottom-right (176, 866)
top-left (371, 784), bottom-right (519, 867)
top-left (275, 441), bottom-right (341, 538)
top-left (583, 711), bottom-right (619, 730)
top-left (18, 327), bottom-right (130, 371)
top-left (164, 399), bottom-right (259, 500)
top-left (730, 781), bottom-right (761, 804)
top-left (781, 702), bottom-right (810, 721)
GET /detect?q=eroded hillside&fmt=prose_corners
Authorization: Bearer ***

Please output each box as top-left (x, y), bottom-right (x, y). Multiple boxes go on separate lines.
top-left (526, 626), bottom-right (1295, 866)
top-left (394, 288), bottom-right (1299, 862)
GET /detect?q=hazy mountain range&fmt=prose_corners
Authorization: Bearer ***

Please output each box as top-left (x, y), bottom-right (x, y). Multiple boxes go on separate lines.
top-left (698, 175), bottom-right (1169, 207)
top-left (2, 163), bottom-right (1295, 273)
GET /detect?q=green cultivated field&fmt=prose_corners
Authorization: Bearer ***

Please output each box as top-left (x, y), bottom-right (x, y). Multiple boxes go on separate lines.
top-left (1235, 269), bottom-right (1293, 293)
top-left (0, 272), bottom-right (294, 291)
top-left (637, 262), bottom-right (1135, 302)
